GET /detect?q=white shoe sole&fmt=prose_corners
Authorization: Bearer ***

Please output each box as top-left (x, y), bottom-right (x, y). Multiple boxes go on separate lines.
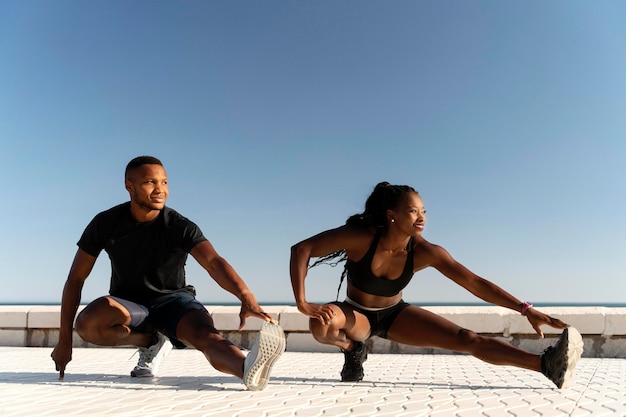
top-left (243, 322), bottom-right (286, 390)
top-left (560, 327), bottom-right (584, 389)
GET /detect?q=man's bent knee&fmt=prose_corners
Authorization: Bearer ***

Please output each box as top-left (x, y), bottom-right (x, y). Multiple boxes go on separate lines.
top-left (74, 297), bottom-right (130, 343)
top-left (75, 301), bottom-right (102, 340)
top-left (75, 312), bottom-right (102, 343)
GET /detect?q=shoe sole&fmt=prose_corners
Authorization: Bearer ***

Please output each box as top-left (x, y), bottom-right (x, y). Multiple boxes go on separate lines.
top-left (244, 322), bottom-right (286, 391)
top-left (560, 327), bottom-right (584, 389)
top-left (341, 375), bottom-right (364, 382)
top-left (131, 367), bottom-right (154, 378)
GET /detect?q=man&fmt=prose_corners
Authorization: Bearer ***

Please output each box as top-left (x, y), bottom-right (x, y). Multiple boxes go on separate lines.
top-left (51, 156), bottom-right (285, 390)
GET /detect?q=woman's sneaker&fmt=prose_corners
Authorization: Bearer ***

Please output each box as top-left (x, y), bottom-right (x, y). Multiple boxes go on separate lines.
top-left (131, 333), bottom-right (173, 377)
top-left (243, 322), bottom-right (286, 390)
top-left (340, 341), bottom-right (368, 382)
top-left (541, 327), bottom-right (584, 389)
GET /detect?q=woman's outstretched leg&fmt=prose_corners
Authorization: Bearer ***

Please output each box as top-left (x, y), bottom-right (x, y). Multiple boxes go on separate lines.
top-left (388, 306), bottom-right (540, 369)
top-left (387, 305), bottom-right (583, 388)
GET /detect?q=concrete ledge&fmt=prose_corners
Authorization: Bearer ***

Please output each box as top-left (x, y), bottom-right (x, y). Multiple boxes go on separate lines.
top-left (27, 306), bottom-right (65, 328)
top-left (0, 306), bottom-right (29, 328)
top-left (605, 308), bottom-right (626, 335)
top-left (0, 329), bottom-right (26, 346)
top-left (2, 305), bottom-right (625, 357)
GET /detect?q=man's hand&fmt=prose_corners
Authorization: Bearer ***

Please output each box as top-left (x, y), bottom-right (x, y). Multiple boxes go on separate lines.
top-left (51, 342), bottom-right (72, 380)
top-left (238, 291), bottom-right (276, 331)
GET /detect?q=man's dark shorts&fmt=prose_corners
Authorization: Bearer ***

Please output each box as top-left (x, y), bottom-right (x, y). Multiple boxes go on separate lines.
top-left (112, 292), bottom-right (207, 348)
top-left (332, 299), bottom-right (410, 339)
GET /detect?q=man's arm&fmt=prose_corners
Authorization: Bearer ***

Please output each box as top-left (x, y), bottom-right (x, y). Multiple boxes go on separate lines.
top-left (190, 240), bottom-right (274, 329)
top-left (51, 249), bottom-right (97, 378)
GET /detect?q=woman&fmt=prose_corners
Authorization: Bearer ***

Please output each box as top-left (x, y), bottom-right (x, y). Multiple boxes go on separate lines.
top-left (290, 182), bottom-right (583, 389)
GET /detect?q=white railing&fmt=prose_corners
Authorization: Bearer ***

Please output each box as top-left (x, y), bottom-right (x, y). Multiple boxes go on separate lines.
top-left (1, 305), bottom-right (625, 357)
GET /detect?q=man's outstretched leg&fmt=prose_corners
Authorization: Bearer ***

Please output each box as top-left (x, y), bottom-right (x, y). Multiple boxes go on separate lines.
top-left (243, 321), bottom-right (286, 390)
top-left (176, 309), bottom-right (285, 390)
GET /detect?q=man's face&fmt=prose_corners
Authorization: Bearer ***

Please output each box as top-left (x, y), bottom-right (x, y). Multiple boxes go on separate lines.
top-left (125, 164), bottom-right (169, 212)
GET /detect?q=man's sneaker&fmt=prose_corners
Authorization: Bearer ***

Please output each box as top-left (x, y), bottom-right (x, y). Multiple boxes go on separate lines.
top-left (131, 333), bottom-right (173, 378)
top-left (243, 321), bottom-right (286, 390)
top-left (340, 341), bottom-right (368, 382)
top-left (541, 327), bottom-right (584, 389)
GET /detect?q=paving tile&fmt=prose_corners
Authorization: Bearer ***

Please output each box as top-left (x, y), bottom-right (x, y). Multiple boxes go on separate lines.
top-left (1, 347), bottom-right (626, 416)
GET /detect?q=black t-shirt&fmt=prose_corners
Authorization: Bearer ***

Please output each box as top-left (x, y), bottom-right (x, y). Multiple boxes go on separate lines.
top-left (77, 202), bottom-right (207, 305)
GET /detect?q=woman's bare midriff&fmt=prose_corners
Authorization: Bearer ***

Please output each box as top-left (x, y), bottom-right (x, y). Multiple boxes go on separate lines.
top-left (346, 283), bottom-right (403, 309)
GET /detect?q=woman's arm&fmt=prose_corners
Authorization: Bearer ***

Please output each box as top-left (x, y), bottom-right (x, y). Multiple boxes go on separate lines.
top-left (425, 243), bottom-right (568, 337)
top-left (290, 225), bottom-right (364, 323)
top-left (428, 244), bottom-right (523, 310)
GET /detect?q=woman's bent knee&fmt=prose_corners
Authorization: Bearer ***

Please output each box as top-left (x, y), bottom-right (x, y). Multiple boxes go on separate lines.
top-left (309, 317), bottom-right (338, 344)
top-left (309, 317), bottom-right (326, 341)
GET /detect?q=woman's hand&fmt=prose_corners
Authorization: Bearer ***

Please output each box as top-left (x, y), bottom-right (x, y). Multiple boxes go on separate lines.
top-left (297, 302), bottom-right (337, 325)
top-left (525, 308), bottom-right (568, 338)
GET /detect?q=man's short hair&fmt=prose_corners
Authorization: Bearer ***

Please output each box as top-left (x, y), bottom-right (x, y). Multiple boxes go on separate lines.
top-left (125, 156), bottom-right (163, 179)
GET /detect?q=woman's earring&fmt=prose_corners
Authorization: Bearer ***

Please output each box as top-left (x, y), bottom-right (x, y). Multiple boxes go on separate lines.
top-left (391, 219), bottom-right (395, 223)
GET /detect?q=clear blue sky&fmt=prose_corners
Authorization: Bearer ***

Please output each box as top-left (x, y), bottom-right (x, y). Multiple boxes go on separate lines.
top-left (1, 1), bottom-right (625, 305)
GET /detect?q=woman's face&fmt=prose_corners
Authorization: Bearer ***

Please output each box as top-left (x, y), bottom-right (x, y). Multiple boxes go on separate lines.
top-left (388, 191), bottom-right (426, 236)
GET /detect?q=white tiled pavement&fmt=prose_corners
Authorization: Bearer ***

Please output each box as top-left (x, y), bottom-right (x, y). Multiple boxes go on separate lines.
top-left (0, 347), bottom-right (624, 417)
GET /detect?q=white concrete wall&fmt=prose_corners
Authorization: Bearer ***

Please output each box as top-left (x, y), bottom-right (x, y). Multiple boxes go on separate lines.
top-left (1, 305), bottom-right (625, 357)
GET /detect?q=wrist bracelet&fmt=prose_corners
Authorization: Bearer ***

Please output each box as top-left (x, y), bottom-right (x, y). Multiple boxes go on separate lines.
top-left (521, 301), bottom-right (533, 316)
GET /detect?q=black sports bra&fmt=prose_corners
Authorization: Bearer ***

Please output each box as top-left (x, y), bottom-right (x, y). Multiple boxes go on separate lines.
top-left (346, 228), bottom-right (415, 297)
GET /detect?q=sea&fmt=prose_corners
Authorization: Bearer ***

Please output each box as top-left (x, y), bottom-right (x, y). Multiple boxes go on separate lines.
top-left (1, 301), bottom-right (625, 307)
